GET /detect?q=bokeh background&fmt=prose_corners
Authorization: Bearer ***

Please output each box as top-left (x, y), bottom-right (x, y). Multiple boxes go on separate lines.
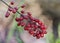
top-left (0, 0), bottom-right (60, 43)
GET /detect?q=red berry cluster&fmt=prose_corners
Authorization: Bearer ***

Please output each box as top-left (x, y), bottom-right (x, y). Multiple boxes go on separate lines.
top-left (5, 1), bottom-right (47, 39)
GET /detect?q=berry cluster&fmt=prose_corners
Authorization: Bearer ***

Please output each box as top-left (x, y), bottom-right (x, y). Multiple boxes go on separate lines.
top-left (5, 1), bottom-right (47, 39)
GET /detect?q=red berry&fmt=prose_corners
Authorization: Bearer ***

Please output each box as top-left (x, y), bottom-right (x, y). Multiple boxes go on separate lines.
top-left (14, 7), bottom-right (18, 11)
top-left (38, 21), bottom-right (43, 26)
top-left (21, 5), bottom-right (25, 8)
top-left (29, 17), bottom-right (35, 21)
top-left (43, 31), bottom-right (47, 34)
top-left (29, 30), bottom-right (34, 35)
top-left (15, 17), bottom-right (20, 22)
top-left (5, 12), bottom-right (10, 18)
top-left (36, 34), bottom-right (40, 39)
top-left (41, 25), bottom-right (46, 29)
top-left (35, 19), bottom-right (39, 22)
top-left (34, 25), bottom-right (38, 29)
top-left (40, 33), bottom-right (44, 37)
top-left (27, 23), bottom-right (31, 27)
top-left (31, 24), bottom-right (34, 28)
top-left (38, 25), bottom-right (41, 28)
top-left (8, 7), bottom-right (12, 12)
top-left (21, 22), bottom-right (25, 27)
top-left (24, 26), bottom-right (29, 30)
top-left (27, 12), bottom-right (31, 16)
top-left (30, 17), bottom-right (33, 20)
top-left (24, 15), bottom-right (28, 19)
top-left (19, 17), bottom-right (24, 21)
top-left (12, 8), bottom-right (17, 14)
top-left (33, 33), bottom-right (36, 37)
top-left (10, 1), bottom-right (14, 5)
top-left (21, 10), bottom-right (25, 14)
top-left (17, 22), bottom-right (21, 26)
